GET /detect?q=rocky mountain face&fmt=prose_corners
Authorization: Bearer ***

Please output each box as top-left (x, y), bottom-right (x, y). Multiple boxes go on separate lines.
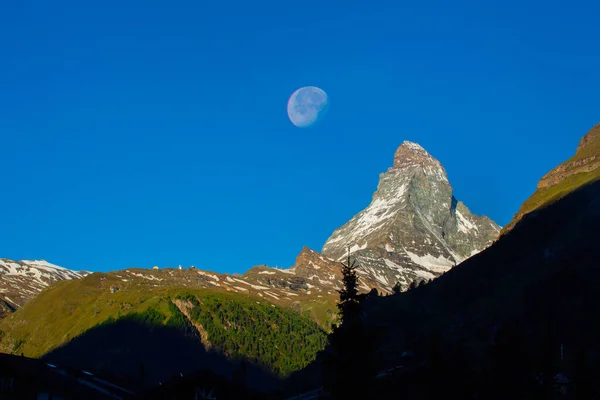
top-left (321, 141), bottom-right (500, 292)
top-left (502, 122), bottom-right (600, 234)
top-left (0, 259), bottom-right (89, 317)
top-left (0, 141), bottom-right (500, 327)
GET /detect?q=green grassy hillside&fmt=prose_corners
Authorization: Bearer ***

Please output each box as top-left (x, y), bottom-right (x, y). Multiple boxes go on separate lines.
top-left (502, 124), bottom-right (599, 234)
top-left (0, 272), bottom-right (327, 377)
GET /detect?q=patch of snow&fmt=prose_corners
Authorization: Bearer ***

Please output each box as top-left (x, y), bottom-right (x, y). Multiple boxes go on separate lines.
top-left (4, 296), bottom-right (19, 307)
top-left (233, 286), bottom-right (248, 291)
top-left (349, 242), bottom-right (367, 254)
top-left (383, 259), bottom-right (404, 271)
top-left (197, 271), bottom-right (220, 281)
top-left (258, 271), bottom-right (276, 275)
top-left (404, 250), bottom-right (453, 273)
top-left (456, 209), bottom-right (479, 234)
top-left (274, 268), bottom-right (295, 275)
top-left (385, 243), bottom-right (395, 252)
top-left (265, 292), bottom-right (280, 300)
top-left (413, 270), bottom-right (436, 280)
top-left (248, 284), bottom-right (267, 290)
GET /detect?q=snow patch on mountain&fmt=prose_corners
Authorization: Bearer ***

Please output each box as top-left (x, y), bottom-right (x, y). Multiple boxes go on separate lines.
top-left (404, 250), bottom-right (454, 273)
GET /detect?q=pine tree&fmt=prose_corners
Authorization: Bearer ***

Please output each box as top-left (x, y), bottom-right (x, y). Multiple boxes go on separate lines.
top-left (409, 279), bottom-right (418, 291)
top-left (392, 281), bottom-right (402, 295)
top-left (324, 249), bottom-right (373, 399)
top-left (337, 254), bottom-right (360, 328)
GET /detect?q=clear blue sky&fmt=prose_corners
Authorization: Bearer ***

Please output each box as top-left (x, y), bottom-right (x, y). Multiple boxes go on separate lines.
top-left (1, 0), bottom-right (599, 273)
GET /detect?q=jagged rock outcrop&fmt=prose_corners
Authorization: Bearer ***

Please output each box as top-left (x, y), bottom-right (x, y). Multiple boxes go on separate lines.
top-left (0, 141), bottom-right (502, 325)
top-left (321, 141), bottom-right (500, 291)
top-left (502, 122), bottom-right (600, 234)
top-left (537, 123), bottom-right (600, 189)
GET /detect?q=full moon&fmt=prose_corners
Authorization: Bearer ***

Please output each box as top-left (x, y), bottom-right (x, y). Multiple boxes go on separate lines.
top-left (287, 86), bottom-right (329, 128)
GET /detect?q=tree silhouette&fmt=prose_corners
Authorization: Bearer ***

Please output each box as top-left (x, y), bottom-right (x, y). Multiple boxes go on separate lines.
top-left (324, 250), bottom-right (373, 399)
top-left (392, 281), bottom-right (402, 295)
top-left (337, 254), bottom-right (360, 328)
top-left (408, 279), bottom-right (418, 291)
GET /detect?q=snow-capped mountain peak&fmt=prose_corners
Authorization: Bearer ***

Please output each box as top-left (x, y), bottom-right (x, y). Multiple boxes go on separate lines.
top-left (0, 258), bottom-right (89, 316)
top-left (322, 141), bottom-right (500, 292)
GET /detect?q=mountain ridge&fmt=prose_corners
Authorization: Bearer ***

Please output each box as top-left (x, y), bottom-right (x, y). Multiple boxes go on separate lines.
top-left (501, 122), bottom-right (600, 234)
top-left (0, 258), bottom-right (89, 317)
top-left (322, 140), bottom-right (500, 291)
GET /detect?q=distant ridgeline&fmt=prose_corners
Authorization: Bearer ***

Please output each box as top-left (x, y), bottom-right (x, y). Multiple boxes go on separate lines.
top-left (0, 275), bottom-right (326, 387)
top-left (19, 133), bottom-right (598, 394)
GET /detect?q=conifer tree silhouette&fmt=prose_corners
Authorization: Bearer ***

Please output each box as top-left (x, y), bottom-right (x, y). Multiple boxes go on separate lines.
top-left (324, 248), bottom-right (373, 399)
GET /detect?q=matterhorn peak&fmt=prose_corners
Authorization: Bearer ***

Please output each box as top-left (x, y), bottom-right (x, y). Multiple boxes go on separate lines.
top-left (322, 139), bottom-right (501, 292)
top-left (393, 141), bottom-right (436, 168)
top-left (400, 140), bottom-right (426, 152)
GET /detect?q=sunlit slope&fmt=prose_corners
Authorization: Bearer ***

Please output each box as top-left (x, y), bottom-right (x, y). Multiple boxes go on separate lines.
top-left (502, 123), bottom-right (600, 234)
top-left (0, 272), bottom-right (327, 377)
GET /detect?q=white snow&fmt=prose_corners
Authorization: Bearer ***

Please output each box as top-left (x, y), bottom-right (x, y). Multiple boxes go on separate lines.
top-left (352, 184), bottom-right (407, 238)
top-left (233, 286), bottom-right (248, 292)
top-left (404, 250), bottom-right (454, 273)
top-left (4, 296), bottom-right (19, 307)
top-left (228, 278), bottom-right (269, 290)
top-left (385, 243), bottom-right (395, 252)
top-left (413, 270), bottom-right (436, 280)
top-left (366, 265), bottom-right (389, 285)
top-left (258, 271), bottom-right (276, 275)
top-left (265, 292), bottom-right (280, 300)
top-left (402, 141), bottom-right (425, 151)
top-left (22, 260), bottom-right (69, 271)
top-left (308, 261), bottom-right (321, 270)
top-left (383, 259), bottom-right (404, 271)
top-left (197, 271), bottom-right (220, 281)
top-left (129, 272), bottom-right (163, 281)
top-left (456, 209), bottom-right (478, 234)
top-left (349, 242), bottom-right (367, 254)
top-left (273, 268), bottom-right (295, 275)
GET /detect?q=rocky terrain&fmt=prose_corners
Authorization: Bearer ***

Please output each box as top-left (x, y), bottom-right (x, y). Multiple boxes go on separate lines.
top-left (0, 140), bottom-right (500, 327)
top-left (502, 122), bottom-right (600, 234)
top-left (71, 141), bottom-right (499, 328)
top-left (0, 259), bottom-right (89, 318)
top-left (322, 141), bottom-right (500, 292)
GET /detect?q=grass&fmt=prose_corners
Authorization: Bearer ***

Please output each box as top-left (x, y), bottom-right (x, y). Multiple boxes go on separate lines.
top-left (520, 168), bottom-right (600, 215)
top-left (0, 273), bottom-right (328, 377)
top-left (503, 149), bottom-right (600, 234)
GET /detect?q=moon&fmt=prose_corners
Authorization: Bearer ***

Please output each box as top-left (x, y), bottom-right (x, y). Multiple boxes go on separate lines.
top-left (287, 86), bottom-right (329, 128)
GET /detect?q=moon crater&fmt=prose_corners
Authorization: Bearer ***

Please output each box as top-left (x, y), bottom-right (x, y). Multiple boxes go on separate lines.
top-left (287, 86), bottom-right (328, 128)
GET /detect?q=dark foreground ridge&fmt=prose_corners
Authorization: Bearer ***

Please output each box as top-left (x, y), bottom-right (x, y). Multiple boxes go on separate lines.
top-left (289, 178), bottom-right (599, 399)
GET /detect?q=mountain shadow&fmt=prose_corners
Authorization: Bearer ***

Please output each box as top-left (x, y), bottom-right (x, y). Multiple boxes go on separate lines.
top-left (41, 314), bottom-right (283, 398)
top-left (287, 179), bottom-right (600, 399)
top-left (365, 178), bottom-right (600, 399)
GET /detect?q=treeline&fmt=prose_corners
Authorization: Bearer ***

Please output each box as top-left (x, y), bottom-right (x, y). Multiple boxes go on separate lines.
top-left (175, 293), bottom-right (328, 377)
top-left (94, 292), bottom-right (327, 378)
